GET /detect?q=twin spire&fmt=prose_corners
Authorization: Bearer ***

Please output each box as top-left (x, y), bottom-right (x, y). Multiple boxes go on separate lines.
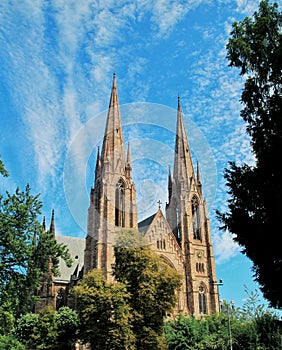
top-left (97, 74), bottom-right (201, 189)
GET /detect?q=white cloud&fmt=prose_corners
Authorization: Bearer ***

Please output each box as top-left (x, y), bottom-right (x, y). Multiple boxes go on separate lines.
top-left (151, 0), bottom-right (207, 38)
top-left (1, 0), bottom-right (261, 261)
top-left (235, 0), bottom-right (260, 14)
top-left (214, 230), bottom-right (241, 263)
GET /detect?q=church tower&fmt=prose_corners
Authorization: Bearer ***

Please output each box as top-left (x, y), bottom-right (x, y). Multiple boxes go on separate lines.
top-left (84, 74), bottom-right (138, 280)
top-left (166, 97), bottom-right (220, 316)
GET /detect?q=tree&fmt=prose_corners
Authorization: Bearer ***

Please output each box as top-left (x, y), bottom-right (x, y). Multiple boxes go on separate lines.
top-left (55, 306), bottom-right (80, 349)
top-left (217, 0), bottom-right (282, 309)
top-left (0, 335), bottom-right (25, 350)
top-left (0, 155), bottom-right (8, 177)
top-left (164, 306), bottom-right (282, 350)
top-left (15, 312), bottom-right (39, 347)
top-left (0, 159), bottom-right (72, 314)
top-left (15, 306), bottom-right (80, 350)
top-left (71, 269), bottom-right (135, 350)
top-left (113, 228), bottom-right (183, 350)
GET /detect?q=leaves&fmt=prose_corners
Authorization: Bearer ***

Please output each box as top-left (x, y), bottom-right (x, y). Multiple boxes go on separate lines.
top-left (0, 155), bottom-right (8, 177)
top-left (15, 306), bottom-right (80, 350)
top-left (219, 0), bottom-right (282, 309)
top-left (0, 182), bottom-right (72, 314)
top-left (71, 269), bottom-right (135, 350)
top-left (113, 228), bottom-right (182, 349)
top-left (165, 305), bottom-right (282, 350)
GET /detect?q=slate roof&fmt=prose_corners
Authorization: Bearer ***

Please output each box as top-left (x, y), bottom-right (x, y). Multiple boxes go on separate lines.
top-left (138, 212), bottom-right (157, 234)
top-left (55, 235), bottom-right (85, 284)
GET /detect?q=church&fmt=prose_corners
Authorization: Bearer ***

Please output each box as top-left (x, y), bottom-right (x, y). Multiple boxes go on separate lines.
top-left (37, 74), bottom-right (220, 317)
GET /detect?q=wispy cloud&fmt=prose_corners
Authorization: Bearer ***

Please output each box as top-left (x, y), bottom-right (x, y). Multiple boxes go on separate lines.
top-left (0, 0), bottom-right (260, 264)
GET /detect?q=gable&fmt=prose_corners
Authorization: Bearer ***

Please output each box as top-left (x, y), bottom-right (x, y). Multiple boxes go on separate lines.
top-left (141, 209), bottom-right (185, 271)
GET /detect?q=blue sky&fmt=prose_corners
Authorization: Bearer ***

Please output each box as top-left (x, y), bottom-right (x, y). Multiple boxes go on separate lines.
top-left (1, 0), bottom-right (280, 310)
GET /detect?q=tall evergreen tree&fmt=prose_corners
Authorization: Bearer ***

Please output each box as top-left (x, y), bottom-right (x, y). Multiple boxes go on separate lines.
top-left (217, 0), bottom-right (282, 309)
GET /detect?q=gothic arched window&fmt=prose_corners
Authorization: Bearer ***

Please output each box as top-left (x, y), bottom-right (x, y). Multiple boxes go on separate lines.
top-left (192, 196), bottom-right (201, 240)
top-left (115, 179), bottom-right (125, 227)
top-left (198, 285), bottom-right (207, 315)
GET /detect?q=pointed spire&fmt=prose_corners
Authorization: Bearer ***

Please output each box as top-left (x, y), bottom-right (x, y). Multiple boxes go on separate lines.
top-left (168, 165), bottom-right (172, 203)
top-left (101, 73), bottom-right (125, 171)
top-left (173, 96), bottom-right (195, 185)
top-left (42, 216), bottom-right (46, 232)
top-left (197, 161), bottom-right (202, 195)
top-left (95, 146), bottom-right (101, 179)
top-left (49, 209), bottom-right (55, 236)
top-left (177, 94), bottom-right (182, 113)
top-left (109, 72), bottom-right (118, 107)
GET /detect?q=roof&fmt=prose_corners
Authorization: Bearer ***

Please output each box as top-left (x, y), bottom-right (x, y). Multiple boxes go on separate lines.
top-left (138, 212), bottom-right (157, 234)
top-left (55, 235), bottom-right (85, 284)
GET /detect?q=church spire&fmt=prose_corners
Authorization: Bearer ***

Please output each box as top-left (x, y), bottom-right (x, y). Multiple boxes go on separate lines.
top-left (100, 73), bottom-right (125, 172)
top-left (42, 216), bottom-right (46, 232)
top-left (109, 72), bottom-right (118, 107)
top-left (168, 164), bottom-right (172, 203)
top-left (49, 209), bottom-right (55, 237)
top-left (85, 74), bottom-right (138, 279)
top-left (95, 146), bottom-right (101, 179)
top-left (197, 161), bottom-right (202, 196)
top-left (173, 96), bottom-right (195, 185)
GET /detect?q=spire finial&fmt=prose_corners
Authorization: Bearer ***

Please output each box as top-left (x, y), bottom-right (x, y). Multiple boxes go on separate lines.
top-left (157, 200), bottom-right (162, 209)
top-left (177, 94), bottom-right (181, 111)
top-left (109, 72), bottom-right (118, 107)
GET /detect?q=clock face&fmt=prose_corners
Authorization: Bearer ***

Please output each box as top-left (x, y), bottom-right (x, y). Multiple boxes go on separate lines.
top-left (197, 251), bottom-right (203, 259)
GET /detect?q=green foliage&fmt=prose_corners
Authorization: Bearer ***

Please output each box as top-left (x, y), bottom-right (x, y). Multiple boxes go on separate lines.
top-left (0, 184), bottom-right (43, 313)
top-left (0, 335), bottom-right (24, 350)
top-left (165, 308), bottom-right (282, 350)
top-left (56, 306), bottom-right (80, 349)
top-left (0, 155), bottom-right (8, 177)
top-left (36, 307), bottom-right (58, 349)
top-left (0, 306), bottom-right (15, 336)
top-left (0, 181), bottom-right (72, 314)
top-left (255, 313), bottom-right (282, 349)
top-left (15, 311), bottom-right (39, 345)
top-left (114, 227), bottom-right (149, 249)
top-left (15, 306), bottom-right (80, 350)
top-left (165, 289), bottom-right (282, 349)
top-left (113, 228), bottom-right (183, 350)
top-left (71, 269), bottom-right (135, 350)
top-left (32, 229), bottom-right (73, 278)
top-left (218, 0), bottom-right (282, 309)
